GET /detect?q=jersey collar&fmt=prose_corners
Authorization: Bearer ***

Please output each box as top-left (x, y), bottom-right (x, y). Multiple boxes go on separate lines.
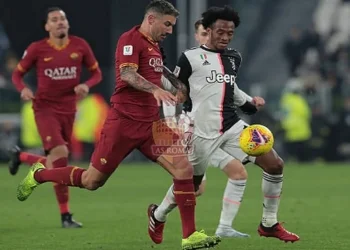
top-left (200, 45), bottom-right (225, 54)
top-left (135, 25), bottom-right (158, 46)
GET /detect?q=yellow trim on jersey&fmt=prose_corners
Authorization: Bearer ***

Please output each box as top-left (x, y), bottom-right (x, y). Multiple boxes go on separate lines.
top-left (89, 62), bottom-right (99, 71)
top-left (139, 31), bottom-right (158, 45)
top-left (17, 64), bottom-right (26, 72)
top-left (119, 63), bottom-right (138, 69)
top-left (47, 38), bottom-right (70, 51)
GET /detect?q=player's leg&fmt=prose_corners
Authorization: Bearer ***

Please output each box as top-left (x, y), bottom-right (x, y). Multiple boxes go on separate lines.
top-left (156, 155), bottom-right (220, 249)
top-left (33, 111), bottom-right (81, 227)
top-left (141, 126), bottom-right (220, 248)
top-left (223, 120), bottom-right (299, 242)
top-left (9, 113), bottom-right (71, 175)
top-left (209, 148), bottom-right (249, 238)
top-left (8, 145), bottom-right (47, 175)
top-left (254, 149), bottom-right (299, 242)
top-left (17, 109), bottom-right (136, 198)
top-left (142, 128), bottom-right (221, 248)
top-left (195, 173), bottom-right (206, 196)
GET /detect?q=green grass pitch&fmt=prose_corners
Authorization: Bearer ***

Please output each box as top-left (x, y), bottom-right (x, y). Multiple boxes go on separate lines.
top-left (0, 162), bottom-right (349, 250)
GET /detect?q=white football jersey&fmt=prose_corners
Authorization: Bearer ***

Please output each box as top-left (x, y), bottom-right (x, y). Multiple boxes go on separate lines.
top-left (175, 45), bottom-right (248, 139)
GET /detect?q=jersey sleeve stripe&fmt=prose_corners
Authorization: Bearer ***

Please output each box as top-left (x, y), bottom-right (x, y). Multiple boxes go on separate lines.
top-left (119, 63), bottom-right (138, 69)
top-left (17, 64), bottom-right (26, 73)
top-left (88, 62), bottom-right (99, 71)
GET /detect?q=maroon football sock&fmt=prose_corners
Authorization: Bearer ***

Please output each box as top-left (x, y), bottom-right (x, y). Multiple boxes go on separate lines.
top-left (52, 158), bottom-right (70, 214)
top-left (173, 178), bottom-right (196, 238)
top-left (34, 166), bottom-right (85, 188)
top-left (19, 152), bottom-right (46, 165)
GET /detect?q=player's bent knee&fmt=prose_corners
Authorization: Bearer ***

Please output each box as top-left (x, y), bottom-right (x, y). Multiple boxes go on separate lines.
top-left (256, 150), bottom-right (284, 174)
top-left (223, 160), bottom-right (247, 180)
top-left (272, 156), bottom-right (284, 173)
top-left (50, 145), bottom-right (69, 159)
top-left (173, 165), bottom-right (193, 180)
top-left (230, 167), bottom-right (248, 180)
top-left (84, 180), bottom-right (105, 191)
top-left (173, 157), bottom-right (194, 179)
top-left (82, 165), bottom-right (109, 190)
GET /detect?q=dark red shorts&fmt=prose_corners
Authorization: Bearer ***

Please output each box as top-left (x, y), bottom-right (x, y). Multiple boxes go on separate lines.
top-left (34, 110), bottom-right (75, 151)
top-left (91, 108), bottom-right (182, 175)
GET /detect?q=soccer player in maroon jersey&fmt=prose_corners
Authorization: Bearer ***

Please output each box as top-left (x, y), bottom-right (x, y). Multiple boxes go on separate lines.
top-left (16, 1), bottom-right (220, 249)
top-left (10, 7), bottom-right (102, 228)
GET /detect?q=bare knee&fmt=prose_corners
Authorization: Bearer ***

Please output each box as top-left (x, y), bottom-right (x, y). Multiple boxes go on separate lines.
top-left (256, 150), bottom-right (284, 174)
top-left (223, 160), bottom-right (247, 180)
top-left (82, 165), bottom-right (109, 190)
top-left (172, 157), bottom-right (194, 179)
top-left (267, 157), bottom-right (284, 174)
top-left (50, 145), bottom-right (69, 160)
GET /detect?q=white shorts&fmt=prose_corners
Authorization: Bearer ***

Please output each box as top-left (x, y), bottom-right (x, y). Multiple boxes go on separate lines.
top-left (189, 120), bottom-right (256, 176)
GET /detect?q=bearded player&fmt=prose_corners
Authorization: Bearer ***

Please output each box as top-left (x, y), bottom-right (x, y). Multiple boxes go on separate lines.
top-left (16, 1), bottom-right (220, 249)
top-left (153, 6), bottom-right (300, 243)
top-left (10, 7), bottom-right (102, 228)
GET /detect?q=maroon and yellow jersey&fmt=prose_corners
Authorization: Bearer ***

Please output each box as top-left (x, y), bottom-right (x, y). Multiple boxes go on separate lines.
top-left (15, 35), bottom-right (99, 113)
top-left (111, 25), bottom-right (164, 122)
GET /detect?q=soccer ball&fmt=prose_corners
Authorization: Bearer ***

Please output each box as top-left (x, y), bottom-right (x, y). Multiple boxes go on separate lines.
top-left (239, 124), bottom-right (274, 156)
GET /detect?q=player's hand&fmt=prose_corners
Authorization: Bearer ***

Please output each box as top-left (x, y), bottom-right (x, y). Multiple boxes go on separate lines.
top-left (20, 87), bottom-right (35, 101)
top-left (252, 96), bottom-right (265, 108)
top-left (176, 90), bottom-right (186, 104)
top-left (153, 88), bottom-right (177, 106)
top-left (74, 84), bottom-right (89, 98)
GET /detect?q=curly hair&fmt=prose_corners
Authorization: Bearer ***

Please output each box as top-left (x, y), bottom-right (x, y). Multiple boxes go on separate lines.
top-left (201, 6), bottom-right (240, 29)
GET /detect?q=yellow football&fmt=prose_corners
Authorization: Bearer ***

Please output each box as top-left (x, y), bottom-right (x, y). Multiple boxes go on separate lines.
top-left (239, 124), bottom-right (274, 156)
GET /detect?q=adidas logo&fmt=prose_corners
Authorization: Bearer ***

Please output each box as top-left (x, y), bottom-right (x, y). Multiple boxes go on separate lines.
top-left (202, 60), bottom-right (210, 66)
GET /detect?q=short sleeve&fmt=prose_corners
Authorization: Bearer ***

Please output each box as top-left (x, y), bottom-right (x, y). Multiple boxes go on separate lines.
top-left (81, 39), bottom-right (99, 71)
top-left (17, 42), bottom-right (38, 73)
top-left (116, 33), bottom-right (141, 69)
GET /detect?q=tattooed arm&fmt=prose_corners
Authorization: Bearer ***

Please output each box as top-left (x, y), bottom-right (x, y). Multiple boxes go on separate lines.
top-left (120, 66), bottom-right (160, 93)
top-left (120, 65), bottom-right (177, 106)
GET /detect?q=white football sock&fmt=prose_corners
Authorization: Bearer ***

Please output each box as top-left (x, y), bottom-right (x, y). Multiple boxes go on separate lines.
top-left (218, 179), bottom-right (246, 228)
top-left (154, 184), bottom-right (177, 222)
top-left (262, 172), bottom-right (283, 227)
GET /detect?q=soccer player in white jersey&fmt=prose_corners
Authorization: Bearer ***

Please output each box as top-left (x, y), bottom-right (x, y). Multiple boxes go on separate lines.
top-left (161, 19), bottom-right (251, 238)
top-left (150, 6), bottom-right (300, 243)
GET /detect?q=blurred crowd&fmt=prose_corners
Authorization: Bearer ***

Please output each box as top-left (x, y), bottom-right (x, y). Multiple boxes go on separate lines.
top-left (280, 0), bottom-right (350, 162)
top-left (0, 22), bottom-right (18, 101)
top-left (1, 0), bottom-right (350, 163)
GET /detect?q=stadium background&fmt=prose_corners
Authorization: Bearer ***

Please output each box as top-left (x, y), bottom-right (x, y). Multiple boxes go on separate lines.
top-left (1, 0), bottom-right (349, 163)
top-left (0, 1), bottom-right (350, 249)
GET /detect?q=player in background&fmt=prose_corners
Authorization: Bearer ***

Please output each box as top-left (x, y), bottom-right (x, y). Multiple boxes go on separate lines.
top-left (162, 18), bottom-right (250, 238)
top-left (156, 6), bottom-right (300, 243)
top-left (16, 1), bottom-right (220, 249)
top-left (10, 7), bottom-right (102, 228)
